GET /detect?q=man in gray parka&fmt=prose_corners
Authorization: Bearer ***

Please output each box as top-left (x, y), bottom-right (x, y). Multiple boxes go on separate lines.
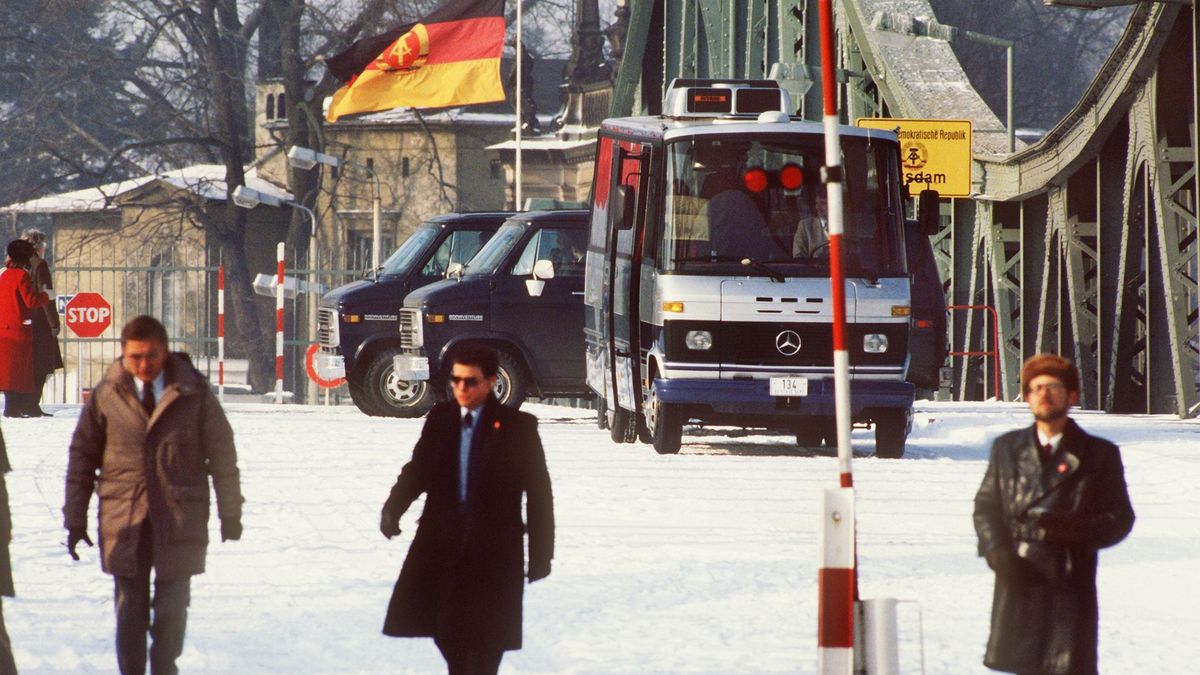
top-left (63, 315), bottom-right (243, 675)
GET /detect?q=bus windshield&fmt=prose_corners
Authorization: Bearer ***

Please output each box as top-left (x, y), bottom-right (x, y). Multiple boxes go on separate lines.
top-left (659, 134), bottom-right (905, 278)
top-left (378, 225), bottom-right (439, 276)
top-left (463, 223), bottom-right (524, 275)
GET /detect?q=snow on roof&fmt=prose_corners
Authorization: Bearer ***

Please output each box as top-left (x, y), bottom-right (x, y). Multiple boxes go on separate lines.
top-left (0, 166), bottom-right (292, 214)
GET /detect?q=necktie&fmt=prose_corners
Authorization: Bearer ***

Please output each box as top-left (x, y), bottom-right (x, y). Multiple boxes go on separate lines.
top-left (1039, 443), bottom-right (1052, 462)
top-left (459, 412), bottom-right (473, 502)
top-left (141, 383), bottom-right (155, 416)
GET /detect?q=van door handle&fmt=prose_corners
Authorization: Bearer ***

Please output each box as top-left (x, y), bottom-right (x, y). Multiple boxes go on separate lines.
top-left (572, 291), bottom-right (584, 296)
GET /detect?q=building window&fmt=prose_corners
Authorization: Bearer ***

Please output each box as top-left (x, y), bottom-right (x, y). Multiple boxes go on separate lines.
top-left (266, 94), bottom-right (275, 120)
top-left (491, 160), bottom-right (502, 180)
top-left (401, 157), bottom-right (409, 178)
top-left (277, 93), bottom-right (287, 119)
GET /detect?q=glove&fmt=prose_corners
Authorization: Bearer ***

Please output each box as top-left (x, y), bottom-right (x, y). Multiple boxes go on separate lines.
top-left (67, 528), bottom-right (93, 561)
top-left (986, 548), bottom-right (1041, 586)
top-left (1031, 510), bottom-right (1086, 545)
top-left (380, 510), bottom-right (401, 539)
top-left (527, 559), bottom-right (551, 582)
top-left (220, 518), bottom-right (243, 542)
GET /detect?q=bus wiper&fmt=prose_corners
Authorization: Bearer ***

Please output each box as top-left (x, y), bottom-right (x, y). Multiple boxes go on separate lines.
top-left (740, 257), bottom-right (785, 283)
top-left (674, 254), bottom-right (745, 264)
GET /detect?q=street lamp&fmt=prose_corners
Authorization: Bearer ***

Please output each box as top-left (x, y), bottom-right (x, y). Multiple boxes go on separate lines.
top-left (287, 145), bottom-right (383, 273)
top-left (232, 184), bottom-right (320, 404)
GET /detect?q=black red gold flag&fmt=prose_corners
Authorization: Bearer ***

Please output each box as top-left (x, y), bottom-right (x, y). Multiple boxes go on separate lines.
top-left (325, 0), bottom-right (505, 122)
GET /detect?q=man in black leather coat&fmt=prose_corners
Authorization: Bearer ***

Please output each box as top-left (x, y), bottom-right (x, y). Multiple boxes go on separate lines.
top-left (974, 354), bottom-right (1134, 675)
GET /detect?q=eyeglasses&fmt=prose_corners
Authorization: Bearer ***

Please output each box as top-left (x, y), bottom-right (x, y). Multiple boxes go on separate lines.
top-left (1028, 382), bottom-right (1065, 395)
top-left (449, 375), bottom-right (483, 389)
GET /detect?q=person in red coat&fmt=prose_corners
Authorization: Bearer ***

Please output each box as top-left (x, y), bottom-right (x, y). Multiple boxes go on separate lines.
top-left (1, 239), bottom-right (51, 418)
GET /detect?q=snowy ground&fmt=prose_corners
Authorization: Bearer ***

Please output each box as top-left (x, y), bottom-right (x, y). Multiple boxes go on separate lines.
top-left (2, 400), bottom-right (1197, 674)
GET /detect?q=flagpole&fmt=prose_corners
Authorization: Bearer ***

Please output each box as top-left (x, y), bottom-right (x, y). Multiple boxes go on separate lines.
top-left (515, 0), bottom-right (523, 209)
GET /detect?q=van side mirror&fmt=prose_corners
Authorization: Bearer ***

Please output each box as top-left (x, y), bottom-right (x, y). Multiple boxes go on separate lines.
top-left (446, 261), bottom-right (463, 279)
top-left (525, 259), bottom-right (555, 297)
top-left (917, 189), bottom-right (941, 236)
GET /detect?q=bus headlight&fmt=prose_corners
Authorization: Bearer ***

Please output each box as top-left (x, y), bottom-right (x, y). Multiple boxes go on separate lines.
top-left (685, 330), bottom-right (713, 351)
top-left (863, 333), bottom-right (888, 353)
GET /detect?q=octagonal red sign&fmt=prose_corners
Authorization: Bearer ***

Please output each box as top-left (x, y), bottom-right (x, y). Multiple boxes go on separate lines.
top-left (64, 292), bottom-right (113, 338)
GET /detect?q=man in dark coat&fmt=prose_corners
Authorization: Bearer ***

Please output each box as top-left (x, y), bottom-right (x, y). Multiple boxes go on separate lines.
top-left (0, 424), bottom-right (18, 674)
top-left (63, 315), bottom-right (243, 675)
top-left (380, 346), bottom-right (554, 675)
top-left (21, 228), bottom-right (63, 417)
top-left (974, 354), bottom-right (1134, 675)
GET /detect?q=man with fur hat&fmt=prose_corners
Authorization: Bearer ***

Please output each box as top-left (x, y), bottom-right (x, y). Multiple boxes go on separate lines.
top-left (974, 354), bottom-right (1134, 674)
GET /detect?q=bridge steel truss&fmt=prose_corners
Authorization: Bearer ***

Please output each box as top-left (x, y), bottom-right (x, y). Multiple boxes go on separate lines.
top-left (613, 1), bottom-right (1198, 415)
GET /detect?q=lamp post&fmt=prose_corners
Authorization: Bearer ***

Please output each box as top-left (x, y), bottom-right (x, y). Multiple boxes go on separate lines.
top-left (232, 184), bottom-right (320, 404)
top-left (287, 145), bottom-right (383, 272)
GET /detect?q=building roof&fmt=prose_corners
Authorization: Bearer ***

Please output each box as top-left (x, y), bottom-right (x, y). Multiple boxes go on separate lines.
top-left (0, 166), bottom-right (292, 215)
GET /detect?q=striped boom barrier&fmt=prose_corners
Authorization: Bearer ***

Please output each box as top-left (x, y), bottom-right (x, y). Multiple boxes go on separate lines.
top-left (818, 1), bottom-right (857, 672)
top-left (819, 487), bottom-right (856, 674)
top-left (218, 265), bottom-right (225, 403)
top-left (275, 242), bottom-right (285, 404)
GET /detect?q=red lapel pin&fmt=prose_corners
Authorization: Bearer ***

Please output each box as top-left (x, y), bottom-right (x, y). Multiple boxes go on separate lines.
top-left (493, 420), bottom-right (501, 430)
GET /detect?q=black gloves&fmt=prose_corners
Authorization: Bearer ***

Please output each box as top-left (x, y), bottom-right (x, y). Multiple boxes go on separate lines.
top-left (985, 548), bottom-right (1041, 586)
top-left (527, 559), bottom-right (551, 582)
top-left (220, 518), bottom-right (243, 542)
top-left (66, 528), bottom-right (93, 560)
top-left (380, 510), bottom-right (401, 539)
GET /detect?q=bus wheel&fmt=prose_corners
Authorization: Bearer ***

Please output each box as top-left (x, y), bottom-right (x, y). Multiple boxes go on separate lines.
top-left (874, 408), bottom-right (909, 459)
top-left (647, 380), bottom-right (682, 455)
top-left (796, 416), bottom-right (835, 448)
top-left (365, 348), bottom-right (435, 418)
top-left (596, 398), bottom-right (609, 430)
top-left (610, 406), bottom-right (637, 443)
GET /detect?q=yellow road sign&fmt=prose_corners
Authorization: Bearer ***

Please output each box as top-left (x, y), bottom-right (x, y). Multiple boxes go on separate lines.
top-left (856, 118), bottom-right (973, 197)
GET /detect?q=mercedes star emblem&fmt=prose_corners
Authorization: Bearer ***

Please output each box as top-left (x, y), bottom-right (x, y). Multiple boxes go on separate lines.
top-left (775, 330), bottom-right (801, 356)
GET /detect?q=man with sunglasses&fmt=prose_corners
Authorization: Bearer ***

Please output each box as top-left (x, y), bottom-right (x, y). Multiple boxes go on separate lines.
top-left (379, 346), bottom-right (554, 675)
top-left (974, 354), bottom-right (1134, 674)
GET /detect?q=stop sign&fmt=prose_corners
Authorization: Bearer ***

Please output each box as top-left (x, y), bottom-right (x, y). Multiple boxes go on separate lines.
top-left (64, 292), bottom-right (113, 338)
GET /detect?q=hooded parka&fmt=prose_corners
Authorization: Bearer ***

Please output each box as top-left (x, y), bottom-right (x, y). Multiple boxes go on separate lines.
top-left (381, 396), bottom-right (554, 652)
top-left (63, 354), bottom-right (242, 580)
top-left (974, 419), bottom-right (1134, 674)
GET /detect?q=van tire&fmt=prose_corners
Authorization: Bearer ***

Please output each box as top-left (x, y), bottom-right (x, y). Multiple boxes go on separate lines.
top-left (347, 374), bottom-right (380, 416)
top-left (364, 348), bottom-right (435, 418)
top-left (493, 351), bottom-right (527, 409)
top-left (874, 408), bottom-right (908, 459)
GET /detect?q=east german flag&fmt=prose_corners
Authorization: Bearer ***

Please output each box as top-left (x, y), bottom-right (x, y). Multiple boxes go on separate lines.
top-left (325, 0), bottom-right (505, 122)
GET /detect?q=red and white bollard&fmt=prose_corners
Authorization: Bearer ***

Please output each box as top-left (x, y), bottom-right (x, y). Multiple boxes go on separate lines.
top-left (819, 487), bottom-right (855, 674)
top-left (217, 265), bottom-right (225, 403)
top-left (274, 242), bottom-right (285, 404)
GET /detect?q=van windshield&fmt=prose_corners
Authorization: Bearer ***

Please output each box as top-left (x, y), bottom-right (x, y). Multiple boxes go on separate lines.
top-left (659, 134), bottom-right (905, 278)
top-left (463, 223), bottom-right (524, 275)
top-left (378, 225), bottom-right (439, 276)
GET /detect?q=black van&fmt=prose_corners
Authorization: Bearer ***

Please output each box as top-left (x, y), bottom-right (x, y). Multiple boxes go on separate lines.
top-left (314, 212), bottom-right (511, 416)
top-left (390, 210), bottom-right (593, 416)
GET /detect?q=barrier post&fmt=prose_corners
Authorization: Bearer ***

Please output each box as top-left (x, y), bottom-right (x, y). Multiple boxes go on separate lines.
top-left (217, 265), bottom-right (225, 403)
top-left (275, 242), bottom-right (284, 404)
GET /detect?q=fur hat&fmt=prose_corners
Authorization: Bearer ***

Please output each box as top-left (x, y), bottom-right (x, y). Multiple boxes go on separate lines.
top-left (1020, 353), bottom-right (1079, 396)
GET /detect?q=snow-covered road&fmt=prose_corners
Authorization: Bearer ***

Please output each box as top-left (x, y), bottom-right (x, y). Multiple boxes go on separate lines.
top-left (2, 401), bottom-right (1196, 673)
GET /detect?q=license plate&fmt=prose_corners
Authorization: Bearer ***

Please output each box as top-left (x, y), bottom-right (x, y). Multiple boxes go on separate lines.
top-left (770, 376), bottom-right (808, 397)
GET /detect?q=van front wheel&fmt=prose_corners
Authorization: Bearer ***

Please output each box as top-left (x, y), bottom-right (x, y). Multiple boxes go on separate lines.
top-left (647, 380), bottom-right (682, 455)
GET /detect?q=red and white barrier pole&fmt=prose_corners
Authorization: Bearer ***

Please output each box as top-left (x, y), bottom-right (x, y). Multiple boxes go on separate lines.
top-left (275, 242), bottom-right (285, 404)
top-left (217, 265), bottom-right (225, 403)
top-left (819, 488), bottom-right (856, 673)
top-left (817, 1), bottom-right (856, 672)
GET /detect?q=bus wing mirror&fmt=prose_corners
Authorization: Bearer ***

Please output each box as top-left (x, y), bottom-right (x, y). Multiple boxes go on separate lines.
top-left (917, 189), bottom-right (941, 236)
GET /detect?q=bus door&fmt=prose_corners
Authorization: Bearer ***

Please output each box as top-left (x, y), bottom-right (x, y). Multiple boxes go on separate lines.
top-left (606, 141), bottom-right (651, 415)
